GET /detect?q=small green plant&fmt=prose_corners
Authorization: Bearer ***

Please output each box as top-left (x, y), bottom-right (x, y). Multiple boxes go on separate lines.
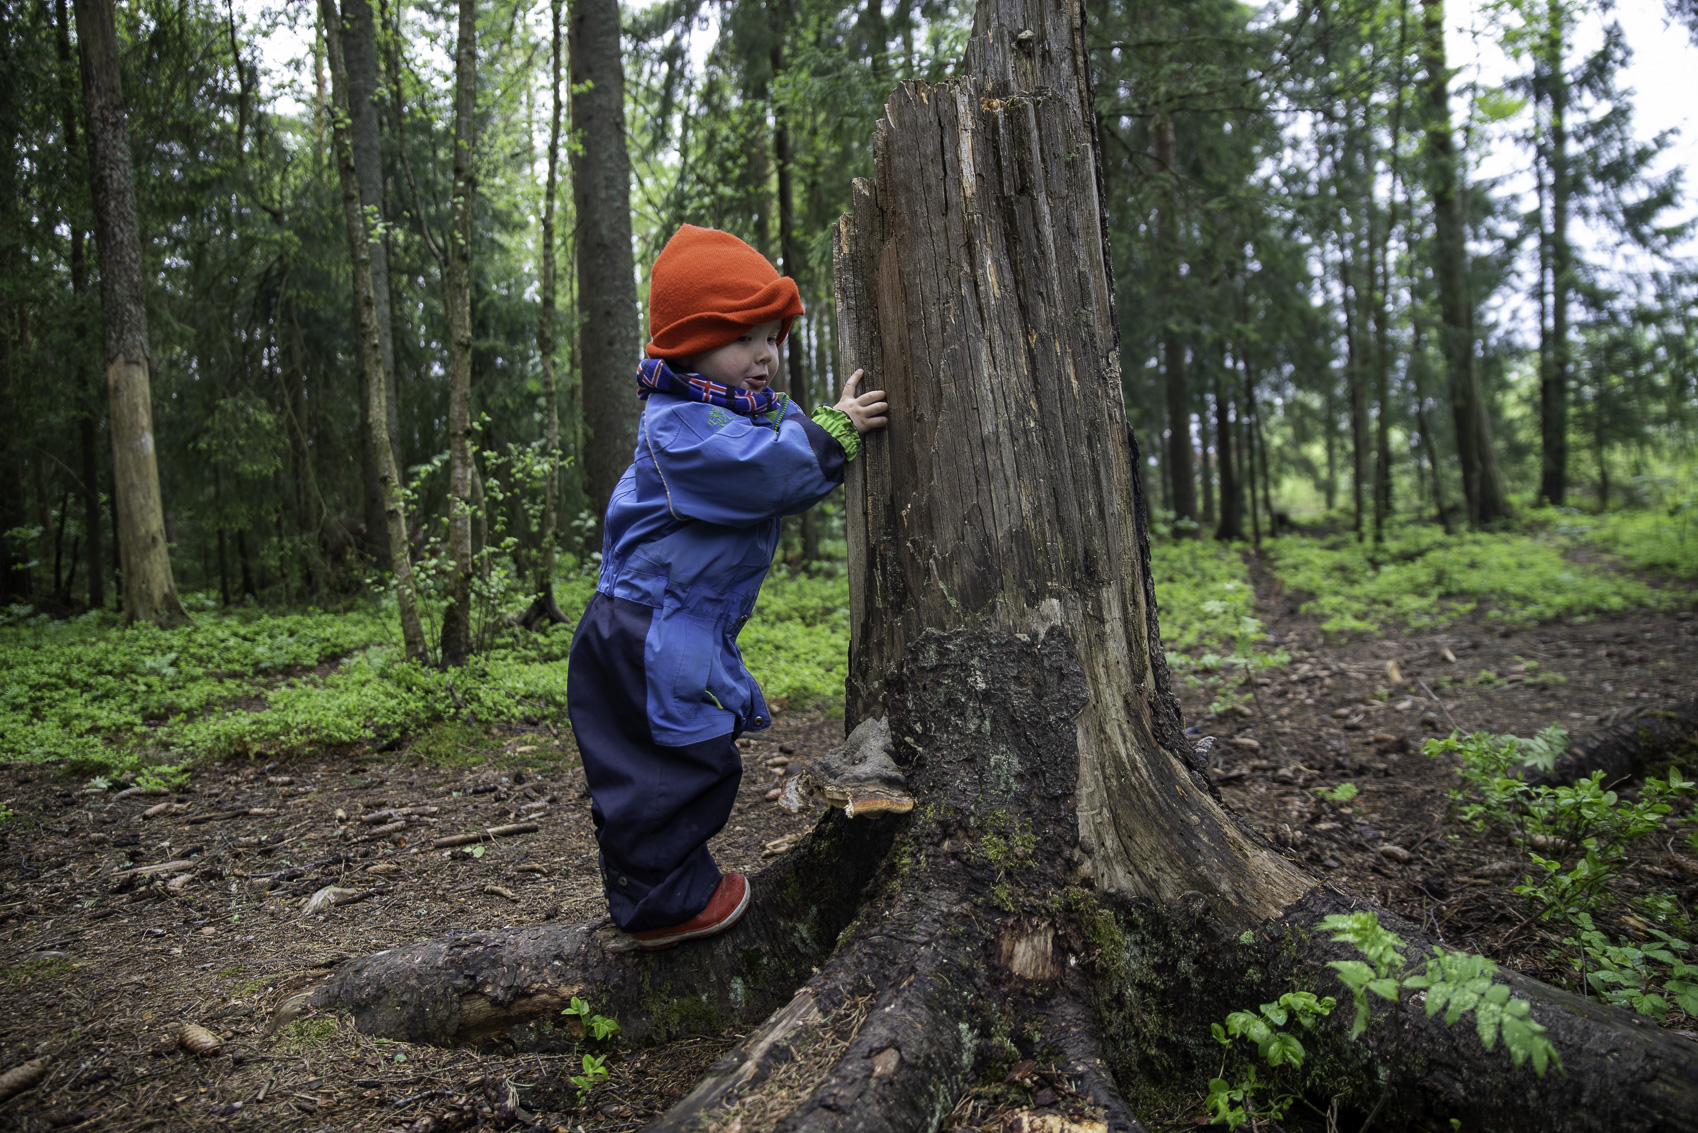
top-left (569, 1052), bottom-right (610, 1106)
top-left (561, 996), bottom-right (620, 1041)
top-left (1562, 916), bottom-right (1698, 1019)
top-left (1205, 992), bottom-right (1336, 1130)
top-left (1321, 912), bottom-right (1559, 1076)
top-left (135, 763), bottom-right (190, 793)
top-left (1317, 782), bottom-right (1359, 804)
top-left (1435, 728), bottom-right (1696, 1019)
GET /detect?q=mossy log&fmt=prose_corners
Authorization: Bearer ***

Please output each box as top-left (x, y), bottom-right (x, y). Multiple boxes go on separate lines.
top-left (305, 0), bottom-right (1698, 1128)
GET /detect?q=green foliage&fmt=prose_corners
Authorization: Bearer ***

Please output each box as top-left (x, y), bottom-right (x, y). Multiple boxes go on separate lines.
top-left (1430, 729), bottom-right (1697, 1019)
top-left (1265, 527), bottom-right (1674, 638)
top-left (1549, 500), bottom-right (1698, 580)
top-left (1320, 912), bottom-right (1560, 1076)
top-left (1152, 540), bottom-right (1289, 714)
top-left (1205, 990), bottom-right (1335, 1127)
top-left (568, 1052), bottom-right (610, 1106)
top-left (1563, 915), bottom-right (1698, 1020)
top-left (1317, 782), bottom-right (1359, 804)
top-left (560, 996), bottom-right (621, 1042)
top-left (0, 564), bottom-right (846, 773)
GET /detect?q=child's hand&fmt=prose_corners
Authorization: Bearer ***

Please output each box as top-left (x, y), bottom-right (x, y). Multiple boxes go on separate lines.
top-left (834, 370), bottom-right (889, 434)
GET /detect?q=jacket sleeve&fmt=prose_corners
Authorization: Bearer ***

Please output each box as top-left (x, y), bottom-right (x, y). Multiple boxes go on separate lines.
top-left (642, 400), bottom-right (846, 528)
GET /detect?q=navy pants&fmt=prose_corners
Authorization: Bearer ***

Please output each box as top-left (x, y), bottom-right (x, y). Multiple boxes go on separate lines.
top-left (566, 593), bottom-right (742, 931)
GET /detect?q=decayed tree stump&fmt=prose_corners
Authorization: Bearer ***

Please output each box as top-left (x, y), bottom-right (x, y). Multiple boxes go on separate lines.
top-left (308, 0), bottom-right (1698, 1128)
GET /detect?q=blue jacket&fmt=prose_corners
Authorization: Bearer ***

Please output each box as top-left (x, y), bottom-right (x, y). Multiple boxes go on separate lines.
top-left (595, 393), bottom-right (848, 745)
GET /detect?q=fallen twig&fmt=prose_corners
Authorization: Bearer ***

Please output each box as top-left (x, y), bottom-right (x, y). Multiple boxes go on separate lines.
top-left (431, 823), bottom-right (539, 849)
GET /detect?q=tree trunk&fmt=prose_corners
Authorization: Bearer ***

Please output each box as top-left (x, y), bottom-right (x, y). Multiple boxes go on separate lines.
top-left (1213, 354), bottom-right (1243, 541)
top-left (341, 0), bottom-right (403, 561)
top-left (304, 3), bottom-right (1698, 1128)
top-left (439, 0), bottom-right (477, 669)
top-left (772, 29), bottom-right (821, 566)
top-left (72, 0), bottom-right (187, 627)
top-left (1539, 19), bottom-right (1571, 508)
top-left (1340, 237), bottom-right (1369, 541)
top-left (524, 0), bottom-right (569, 629)
top-left (317, 0), bottom-right (427, 660)
top-left (1152, 118), bottom-right (1194, 524)
top-left (570, 0), bottom-right (640, 533)
top-left (1419, 0), bottom-right (1511, 528)
top-left (55, 0), bottom-right (105, 611)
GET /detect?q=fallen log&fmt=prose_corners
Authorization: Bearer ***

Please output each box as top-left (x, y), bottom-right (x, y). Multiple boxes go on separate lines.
top-left (1529, 700), bottom-right (1698, 788)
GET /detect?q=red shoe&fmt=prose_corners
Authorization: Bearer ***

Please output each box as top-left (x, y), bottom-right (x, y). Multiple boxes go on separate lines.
top-left (632, 873), bottom-right (750, 951)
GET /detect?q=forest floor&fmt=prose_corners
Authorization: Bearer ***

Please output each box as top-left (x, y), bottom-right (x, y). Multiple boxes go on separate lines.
top-left (2, 563), bottom-right (1695, 1132)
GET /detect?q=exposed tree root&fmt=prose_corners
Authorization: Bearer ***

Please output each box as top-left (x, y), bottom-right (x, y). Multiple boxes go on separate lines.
top-left (1530, 699), bottom-right (1698, 788)
top-left (306, 807), bottom-right (898, 1046)
top-left (1085, 886), bottom-right (1698, 1133)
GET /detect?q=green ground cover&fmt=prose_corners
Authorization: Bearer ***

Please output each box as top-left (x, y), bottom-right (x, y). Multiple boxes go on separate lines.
top-left (2, 510), bottom-right (1686, 776)
top-left (1265, 519), bottom-right (1689, 639)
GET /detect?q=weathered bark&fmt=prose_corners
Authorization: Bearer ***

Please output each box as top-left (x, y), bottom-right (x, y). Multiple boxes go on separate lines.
top-left (439, 0), bottom-right (477, 669)
top-left (72, 0), bottom-right (187, 627)
top-left (523, 0), bottom-right (569, 629)
top-left (341, 0), bottom-right (404, 561)
top-left (570, 0), bottom-right (640, 532)
top-left (310, 810), bottom-right (898, 1044)
top-left (303, 3), bottom-right (1698, 1129)
top-left (317, 0), bottom-right (427, 660)
top-left (1419, 0), bottom-right (1511, 528)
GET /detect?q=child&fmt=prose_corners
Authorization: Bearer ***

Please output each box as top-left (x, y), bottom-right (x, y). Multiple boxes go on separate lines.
top-left (566, 224), bottom-right (889, 950)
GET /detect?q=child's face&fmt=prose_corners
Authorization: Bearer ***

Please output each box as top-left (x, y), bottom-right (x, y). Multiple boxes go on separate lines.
top-left (683, 320), bottom-right (782, 391)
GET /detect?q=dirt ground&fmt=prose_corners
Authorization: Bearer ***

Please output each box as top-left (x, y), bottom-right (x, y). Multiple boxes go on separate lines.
top-left (2, 581), bottom-right (1696, 1132)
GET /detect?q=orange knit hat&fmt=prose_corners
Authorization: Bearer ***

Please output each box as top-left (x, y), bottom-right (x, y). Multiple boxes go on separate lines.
top-left (645, 225), bottom-right (804, 360)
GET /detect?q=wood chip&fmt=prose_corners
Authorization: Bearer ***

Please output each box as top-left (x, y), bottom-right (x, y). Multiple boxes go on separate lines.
top-left (482, 885), bottom-right (520, 901)
top-left (1384, 660), bottom-right (1403, 684)
top-left (141, 802), bottom-right (175, 819)
top-left (1441, 647), bottom-right (1457, 663)
top-left (430, 822), bottom-right (540, 849)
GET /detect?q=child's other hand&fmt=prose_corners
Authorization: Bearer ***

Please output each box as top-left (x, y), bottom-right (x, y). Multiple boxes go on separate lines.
top-left (835, 370), bottom-right (889, 434)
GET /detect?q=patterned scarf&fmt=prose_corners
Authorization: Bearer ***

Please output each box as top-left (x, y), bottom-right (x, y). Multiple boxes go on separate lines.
top-left (636, 358), bottom-right (784, 419)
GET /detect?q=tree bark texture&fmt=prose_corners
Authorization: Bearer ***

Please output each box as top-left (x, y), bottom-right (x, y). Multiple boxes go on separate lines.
top-left (341, 0), bottom-right (403, 561)
top-left (302, 3), bottom-right (1698, 1128)
top-left (72, 0), bottom-right (186, 627)
top-left (570, 0), bottom-right (640, 532)
top-left (1419, 0), bottom-right (1510, 528)
top-left (439, 0), bottom-right (477, 669)
top-left (317, 0), bottom-right (427, 660)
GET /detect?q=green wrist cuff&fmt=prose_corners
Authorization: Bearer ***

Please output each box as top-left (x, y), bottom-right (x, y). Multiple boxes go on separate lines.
top-left (810, 405), bottom-right (862, 462)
